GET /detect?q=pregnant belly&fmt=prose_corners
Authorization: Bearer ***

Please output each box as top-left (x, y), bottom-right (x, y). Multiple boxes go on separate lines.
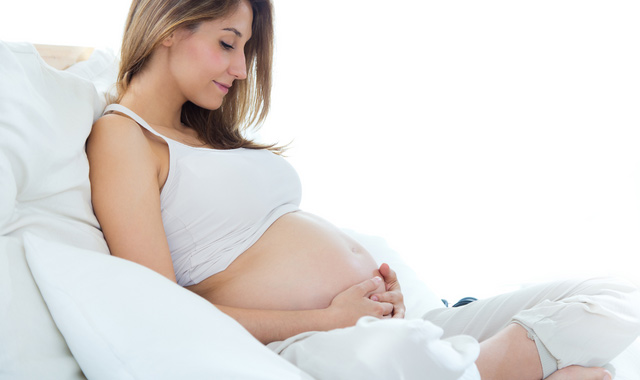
top-left (186, 211), bottom-right (384, 310)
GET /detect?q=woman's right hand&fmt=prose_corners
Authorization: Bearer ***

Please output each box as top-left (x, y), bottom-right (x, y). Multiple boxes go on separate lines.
top-left (326, 276), bottom-right (394, 328)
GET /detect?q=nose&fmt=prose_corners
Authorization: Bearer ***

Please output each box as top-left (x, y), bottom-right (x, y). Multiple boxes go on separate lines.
top-left (229, 51), bottom-right (248, 80)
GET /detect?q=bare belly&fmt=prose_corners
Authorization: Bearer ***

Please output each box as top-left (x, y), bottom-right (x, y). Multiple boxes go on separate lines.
top-left (186, 211), bottom-right (384, 310)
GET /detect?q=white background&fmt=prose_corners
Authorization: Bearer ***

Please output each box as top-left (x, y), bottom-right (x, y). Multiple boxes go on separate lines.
top-left (3, 0), bottom-right (639, 302)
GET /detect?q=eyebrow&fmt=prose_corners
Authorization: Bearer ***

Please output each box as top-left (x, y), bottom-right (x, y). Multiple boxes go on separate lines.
top-left (223, 28), bottom-right (243, 38)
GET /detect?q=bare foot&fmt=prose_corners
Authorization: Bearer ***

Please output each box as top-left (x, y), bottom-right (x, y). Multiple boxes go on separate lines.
top-left (546, 365), bottom-right (612, 380)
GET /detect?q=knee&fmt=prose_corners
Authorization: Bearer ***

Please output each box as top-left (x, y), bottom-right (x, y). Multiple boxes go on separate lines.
top-left (606, 276), bottom-right (640, 322)
top-left (563, 276), bottom-right (639, 299)
top-left (585, 276), bottom-right (639, 297)
top-left (568, 276), bottom-right (640, 331)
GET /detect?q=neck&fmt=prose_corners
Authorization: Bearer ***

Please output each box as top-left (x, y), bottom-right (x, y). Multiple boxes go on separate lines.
top-left (119, 49), bottom-right (186, 131)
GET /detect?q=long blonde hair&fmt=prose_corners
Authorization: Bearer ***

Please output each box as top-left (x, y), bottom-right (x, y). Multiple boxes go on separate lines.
top-left (117, 0), bottom-right (280, 151)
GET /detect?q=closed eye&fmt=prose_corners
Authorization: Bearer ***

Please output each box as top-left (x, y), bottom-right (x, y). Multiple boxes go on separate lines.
top-left (221, 41), bottom-right (234, 50)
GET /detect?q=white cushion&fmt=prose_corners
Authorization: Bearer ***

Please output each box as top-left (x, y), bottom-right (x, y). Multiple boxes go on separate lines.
top-left (24, 233), bottom-right (312, 380)
top-left (0, 41), bottom-right (108, 253)
top-left (0, 236), bottom-right (86, 380)
top-left (66, 47), bottom-right (119, 112)
top-left (0, 40), bottom-right (111, 380)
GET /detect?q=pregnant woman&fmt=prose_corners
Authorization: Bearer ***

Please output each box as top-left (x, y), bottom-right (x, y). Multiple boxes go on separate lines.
top-left (86, 0), bottom-right (640, 379)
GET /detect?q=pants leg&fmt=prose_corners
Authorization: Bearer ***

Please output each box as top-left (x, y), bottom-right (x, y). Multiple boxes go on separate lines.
top-left (268, 277), bottom-right (640, 380)
top-left (423, 277), bottom-right (640, 372)
top-left (268, 317), bottom-right (481, 380)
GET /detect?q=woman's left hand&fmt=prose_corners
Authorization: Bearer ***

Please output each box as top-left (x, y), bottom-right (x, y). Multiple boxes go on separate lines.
top-left (369, 263), bottom-right (406, 319)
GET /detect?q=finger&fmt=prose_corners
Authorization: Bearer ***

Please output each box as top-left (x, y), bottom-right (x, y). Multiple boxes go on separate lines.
top-left (370, 291), bottom-right (403, 304)
top-left (370, 291), bottom-right (405, 318)
top-left (353, 276), bottom-right (383, 296)
top-left (389, 298), bottom-right (406, 318)
top-left (392, 307), bottom-right (406, 319)
top-left (378, 263), bottom-right (391, 278)
top-left (378, 263), bottom-right (400, 290)
top-left (377, 301), bottom-right (393, 316)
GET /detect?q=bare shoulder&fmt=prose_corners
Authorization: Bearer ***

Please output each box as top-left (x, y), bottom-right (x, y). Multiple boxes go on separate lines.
top-left (87, 112), bottom-right (163, 165)
top-left (86, 111), bottom-right (163, 185)
top-left (88, 113), bottom-right (148, 149)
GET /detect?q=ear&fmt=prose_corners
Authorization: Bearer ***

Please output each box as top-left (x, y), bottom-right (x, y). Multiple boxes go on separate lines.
top-left (161, 33), bottom-right (175, 47)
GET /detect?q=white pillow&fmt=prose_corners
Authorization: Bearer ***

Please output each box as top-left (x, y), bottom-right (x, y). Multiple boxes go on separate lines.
top-left (0, 40), bottom-right (111, 380)
top-left (23, 233), bottom-right (312, 380)
top-left (66, 47), bottom-right (119, 112)
top-left (0, 41), bottom-right (108, 253)
top-left (0, 236), bottom-right (86, 380)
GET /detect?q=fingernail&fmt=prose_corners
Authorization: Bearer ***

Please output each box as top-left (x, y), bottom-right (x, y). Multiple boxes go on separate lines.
top-left (370, 295), bottom-right (379, 302)
top-left (372, 276), bottom-right (382, 284)
top-left (603, 370), bottom-right (612, 380)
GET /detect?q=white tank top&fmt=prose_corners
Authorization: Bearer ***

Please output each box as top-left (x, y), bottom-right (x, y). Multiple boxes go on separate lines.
top-left (103, 104), bottom-right (302, 286)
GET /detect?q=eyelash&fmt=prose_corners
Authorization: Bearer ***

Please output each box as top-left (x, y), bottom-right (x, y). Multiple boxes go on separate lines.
top-left (220, 41), bottom-right (234, 50)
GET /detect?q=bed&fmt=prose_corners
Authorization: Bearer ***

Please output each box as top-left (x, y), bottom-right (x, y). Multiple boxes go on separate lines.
top-left (0, 40), bottom-right (638, 379)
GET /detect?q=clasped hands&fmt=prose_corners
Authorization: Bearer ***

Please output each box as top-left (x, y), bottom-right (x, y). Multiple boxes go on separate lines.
top-left (370, 263), bottom-right (405, 319)
top-left (327, 263), bottom-right (406, 328)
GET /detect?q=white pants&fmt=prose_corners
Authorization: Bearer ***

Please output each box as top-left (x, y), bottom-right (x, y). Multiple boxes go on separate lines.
top-left (268, 277), bottom-right (640, 380)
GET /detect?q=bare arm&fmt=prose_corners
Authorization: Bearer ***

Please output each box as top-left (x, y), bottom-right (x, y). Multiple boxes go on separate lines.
top-left (87, 114), bottom-right (177, 282)
top-left (219, 276), bottom-right (391, 344)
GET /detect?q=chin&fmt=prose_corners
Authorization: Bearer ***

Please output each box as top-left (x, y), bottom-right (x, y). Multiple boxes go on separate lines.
top-left (191, 98), bottom-right (224, 111)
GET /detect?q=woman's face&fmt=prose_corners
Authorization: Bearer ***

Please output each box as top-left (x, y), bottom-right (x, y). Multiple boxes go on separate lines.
top-left (165, 1), bottom-right (253, 110)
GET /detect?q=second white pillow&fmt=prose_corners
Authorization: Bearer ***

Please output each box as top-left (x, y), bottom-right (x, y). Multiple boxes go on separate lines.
top-left (23, 233), bottom-right (312, 380)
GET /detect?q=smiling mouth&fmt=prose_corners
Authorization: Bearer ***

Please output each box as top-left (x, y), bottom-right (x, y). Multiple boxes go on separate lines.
top-left (214, 81), bottom-right (230, 93)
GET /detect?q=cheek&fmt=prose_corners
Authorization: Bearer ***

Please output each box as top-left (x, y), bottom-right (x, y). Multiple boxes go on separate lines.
top-left (190, 45), bottom-right (228, 77)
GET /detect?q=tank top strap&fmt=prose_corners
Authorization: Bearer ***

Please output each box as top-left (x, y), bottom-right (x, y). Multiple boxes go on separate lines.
top-left (103, 104), bottom-right (166, 139)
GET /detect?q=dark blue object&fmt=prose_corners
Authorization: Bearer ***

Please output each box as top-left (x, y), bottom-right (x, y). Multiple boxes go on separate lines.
top-left (441, 297), bottom-right (478, 308)
top-left (452, 297), bottom-right (477, 307)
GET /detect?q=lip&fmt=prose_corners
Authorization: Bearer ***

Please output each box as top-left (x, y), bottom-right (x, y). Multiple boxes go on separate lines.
top-left (214, 81), bottom-right (230, 94)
